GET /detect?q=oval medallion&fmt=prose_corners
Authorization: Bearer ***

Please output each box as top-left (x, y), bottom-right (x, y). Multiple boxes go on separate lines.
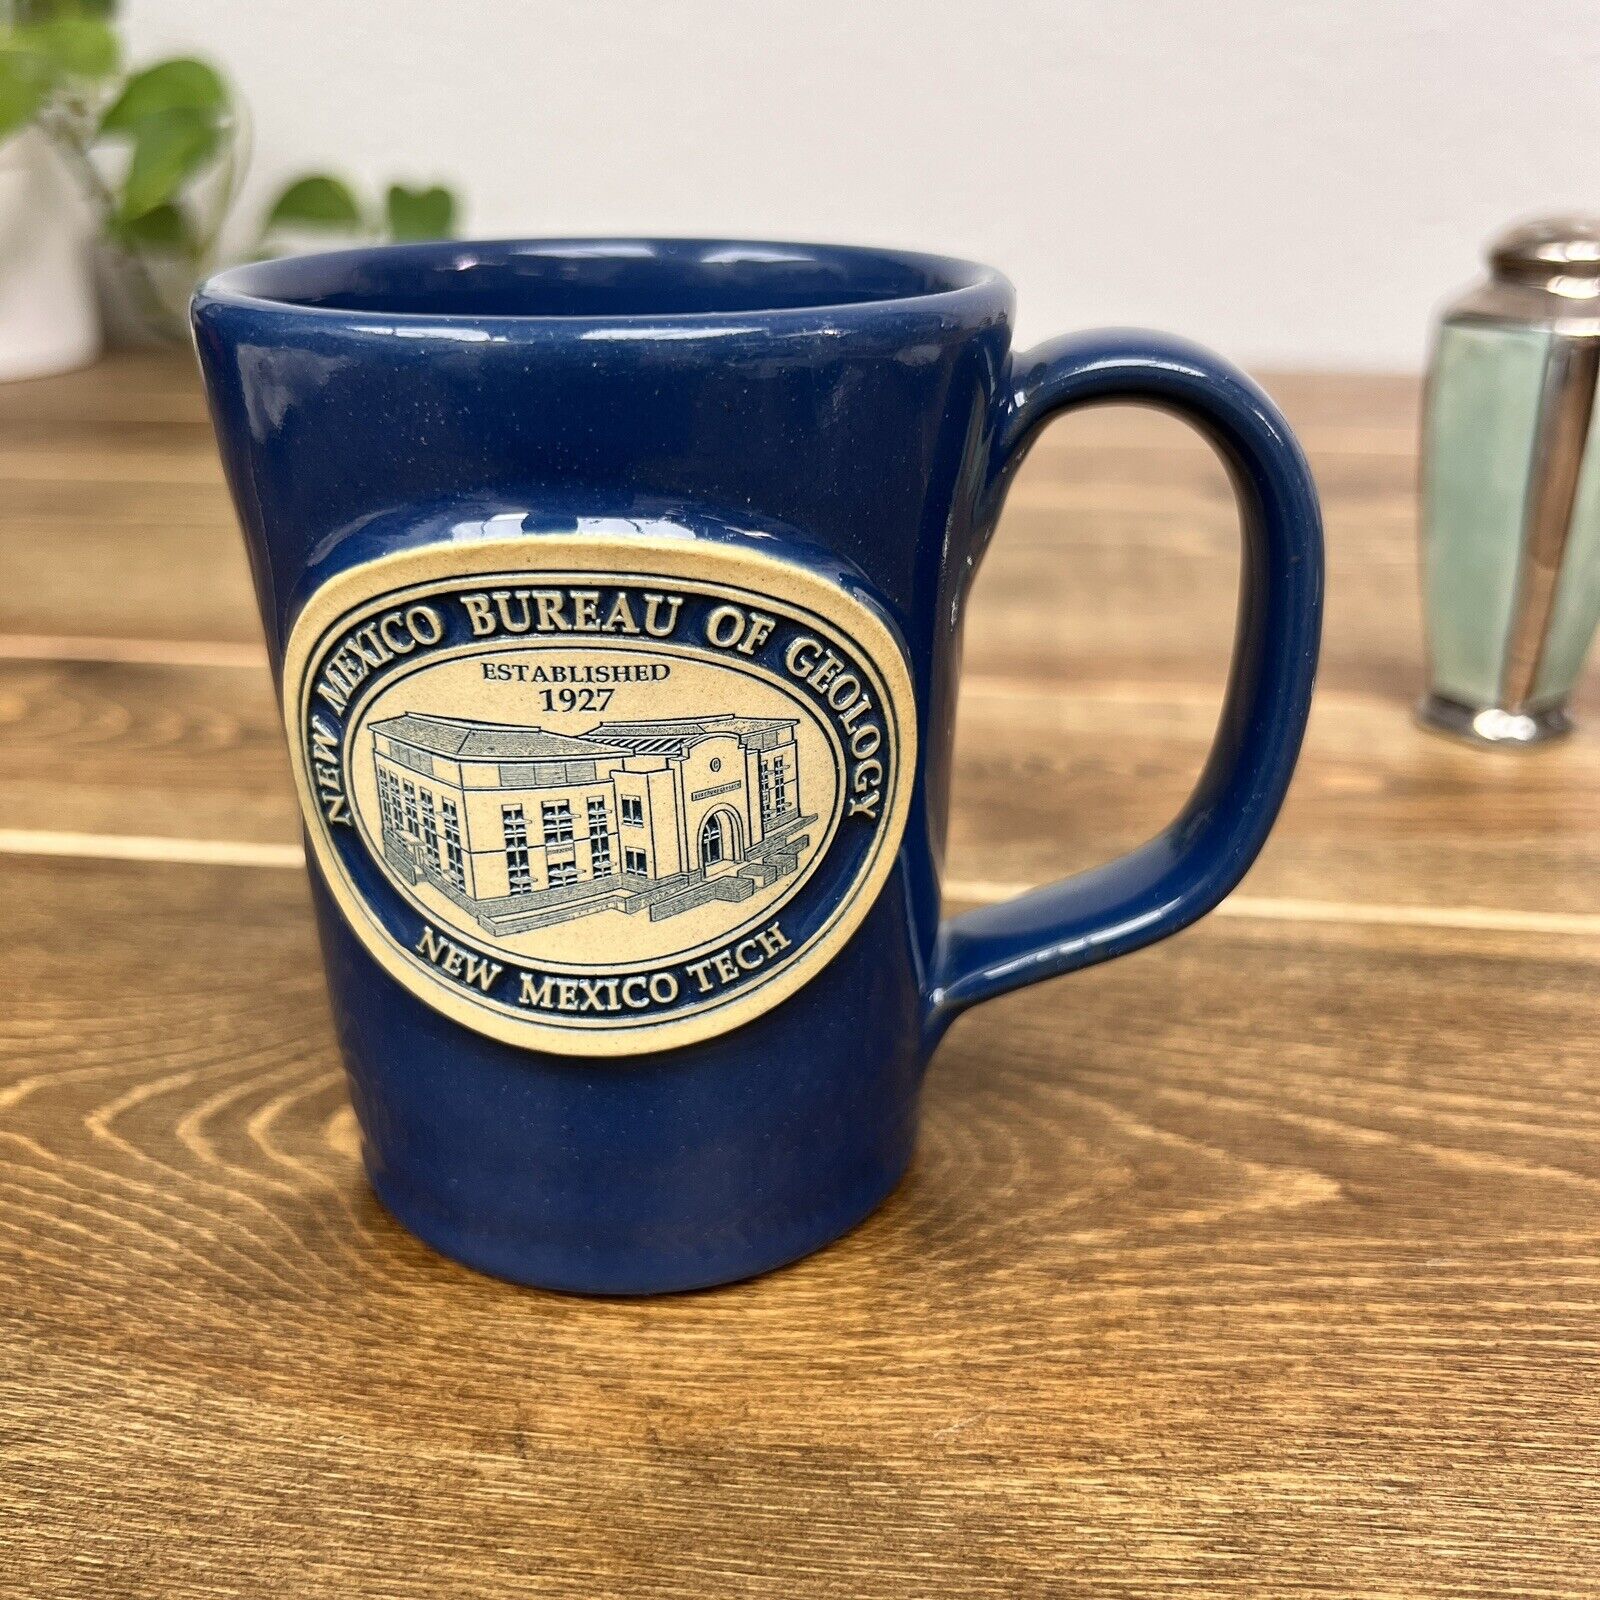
top-left (280, 533), bottom-right (916, 1056)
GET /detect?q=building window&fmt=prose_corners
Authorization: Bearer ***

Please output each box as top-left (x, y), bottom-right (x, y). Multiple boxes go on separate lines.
top-left (377, 768), bottom-right (403, 837)
top-left (760, 755), bottom-right (790, 821)
top-left (418, 790), bottom-right (440, 870)
top-left (587, 795), bottom-right (613, 877)
top-left (541, 799), bottom-right (574, 845)
top-left (440, 798), bottom-right (465, 890)
top-left (548, 860), bottom-right (578, 888)
top-left (503, 804), bottom-right (532, 895)
top-left (401, 779), bottom-right (420, 839)
top-left (624, 846), bottom-right (648, 875)
top-left (620, 793), bottom-right (645, 826)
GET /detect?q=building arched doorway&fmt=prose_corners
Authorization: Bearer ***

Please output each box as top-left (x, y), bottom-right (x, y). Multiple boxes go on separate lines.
top-left (699, 807), bottom-right (744, 869)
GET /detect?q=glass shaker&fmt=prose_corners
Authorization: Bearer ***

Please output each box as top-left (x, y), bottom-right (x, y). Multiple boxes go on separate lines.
top-left (1419, 217), bottom-right (1600, 745)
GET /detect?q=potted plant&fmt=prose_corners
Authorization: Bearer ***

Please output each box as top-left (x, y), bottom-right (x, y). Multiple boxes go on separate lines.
top-left (0, 0), bottom-right (458, 373)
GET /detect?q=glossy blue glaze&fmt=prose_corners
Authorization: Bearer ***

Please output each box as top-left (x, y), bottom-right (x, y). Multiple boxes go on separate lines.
top-left (192, 238), bottom-right (1322, 1294)
top-left (929, 331), bottom-right (1325, 1028)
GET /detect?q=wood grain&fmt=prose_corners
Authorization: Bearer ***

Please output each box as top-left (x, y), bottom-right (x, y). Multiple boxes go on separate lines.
top-left (0, 658), bottom-right (293, 845)
top-left (2, 649), bottom-right (1595, 916)
top-left (2, 354), bottom-right (1599, 1598)
top-left (3, 855), bottom-right (1599, 1597)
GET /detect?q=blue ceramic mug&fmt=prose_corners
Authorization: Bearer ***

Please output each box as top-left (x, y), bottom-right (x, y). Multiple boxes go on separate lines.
top-left (193, 238), bottom-right (1322, 1294)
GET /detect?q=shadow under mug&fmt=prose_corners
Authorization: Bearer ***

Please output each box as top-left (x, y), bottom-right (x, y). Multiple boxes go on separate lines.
top-left (192, 238), bottom-right (1322, 1295)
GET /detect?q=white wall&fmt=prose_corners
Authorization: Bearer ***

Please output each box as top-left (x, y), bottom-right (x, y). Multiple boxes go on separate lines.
top-left (127, 0), bottom-right (1600, 369)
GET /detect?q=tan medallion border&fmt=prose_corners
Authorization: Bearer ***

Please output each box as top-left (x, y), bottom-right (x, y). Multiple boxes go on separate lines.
top-left (280, 533), bottom-right (918, 1058)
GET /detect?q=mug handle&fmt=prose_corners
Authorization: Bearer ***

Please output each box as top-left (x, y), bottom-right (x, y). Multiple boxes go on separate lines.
top-left (927, 330), bottom-right (1323, 1030)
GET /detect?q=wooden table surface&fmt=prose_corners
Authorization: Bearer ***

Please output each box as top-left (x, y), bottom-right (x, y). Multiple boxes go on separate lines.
top-left (3, 354), bottom-right (1597, 1598)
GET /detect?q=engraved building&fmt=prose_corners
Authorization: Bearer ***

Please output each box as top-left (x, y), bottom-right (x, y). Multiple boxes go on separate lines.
top-left (368, 712), bottom-right (810, 933)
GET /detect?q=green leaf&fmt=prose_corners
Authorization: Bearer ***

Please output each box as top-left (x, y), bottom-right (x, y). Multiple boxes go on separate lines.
top-left (17, 16), bottom-right (119, 78)
top-left (262, 173), bottom-right (364, 232)
top-left (117, 105), bottom-right (219, 219)
top-left (0, 46), bottom-right (51, 139)
top-left (385, 183), bottom-right (455, 242)
top-left (107, 200), bottom-right (194, 255)
top-left (100, 56), bottom-right (226, 135)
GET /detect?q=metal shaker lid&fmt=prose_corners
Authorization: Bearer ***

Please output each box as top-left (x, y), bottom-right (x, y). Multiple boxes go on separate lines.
top-left (1446, 215), bottom-right (1600, 331)
top-left (1489, 217), bottom-right (1600, 287)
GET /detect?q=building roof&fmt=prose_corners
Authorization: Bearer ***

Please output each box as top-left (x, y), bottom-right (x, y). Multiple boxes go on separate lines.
top-left (585, 714), bottom-right (797, 756)
top-left (371, 712), bottom-right (629, 761)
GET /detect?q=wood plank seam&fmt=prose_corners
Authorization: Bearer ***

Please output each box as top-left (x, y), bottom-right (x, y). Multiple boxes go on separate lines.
top-left (0, 631), bottom-right (1519, 720)
top-left (2, 827), bottom-right (1596, 939)
top-left (0, 633), bottom-right (268, 668)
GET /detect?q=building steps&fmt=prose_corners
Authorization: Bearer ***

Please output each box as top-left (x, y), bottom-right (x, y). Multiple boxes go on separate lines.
top-left (472, 871), bottom-right (695, 935)
top-left (618, 873), bottom-right (692, 913)
top-left (738, 835), bottom-right (806, 887)
top-left (485, 891), bottom-right (633, 935)
top-left (646, 873), bottom-right (758, 921)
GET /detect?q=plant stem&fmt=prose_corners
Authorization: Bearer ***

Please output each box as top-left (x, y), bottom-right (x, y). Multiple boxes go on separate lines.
top-left (36, 102), bottom-right (184, 342)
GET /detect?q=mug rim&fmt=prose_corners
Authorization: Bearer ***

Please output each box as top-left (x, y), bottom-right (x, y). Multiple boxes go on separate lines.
top-left (194, 235), bottom-right (1014, 335)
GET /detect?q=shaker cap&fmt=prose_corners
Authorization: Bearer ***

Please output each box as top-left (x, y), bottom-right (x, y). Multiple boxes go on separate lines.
top-left (1489, 217), bottom-right (1600, 285)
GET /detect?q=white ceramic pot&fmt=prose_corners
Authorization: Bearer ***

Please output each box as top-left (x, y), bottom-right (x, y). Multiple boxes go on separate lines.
top-left (0, 127), bottom-right (101, 382)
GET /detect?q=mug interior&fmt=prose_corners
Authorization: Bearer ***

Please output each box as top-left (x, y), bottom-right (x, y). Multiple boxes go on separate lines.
top-left (206, 237), bottom-right (999, 320)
